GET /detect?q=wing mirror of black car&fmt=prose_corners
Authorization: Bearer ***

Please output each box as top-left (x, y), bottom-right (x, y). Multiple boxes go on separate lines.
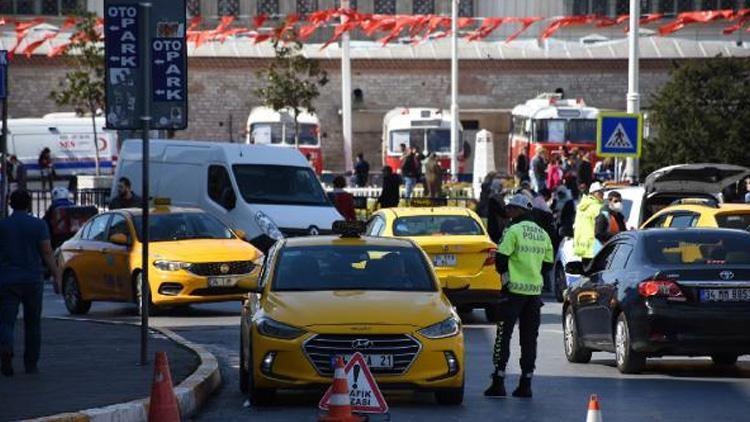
top-left (565, 261), bottom-right (585, 276)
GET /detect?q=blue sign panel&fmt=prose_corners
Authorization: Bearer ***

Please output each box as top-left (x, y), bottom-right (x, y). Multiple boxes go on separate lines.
top-left (105, 2), bottom-right (141, 129)
top-left (0, 50), bottom-right (8, 100)
top-left (596, 112), bottom-right (643, 158)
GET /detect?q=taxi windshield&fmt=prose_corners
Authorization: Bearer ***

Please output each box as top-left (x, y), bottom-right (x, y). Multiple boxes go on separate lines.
top-left (272, 245), bottom-right (436, 292)
top-left (393, 215), bottom-right (484, 237)
top-left (133, 212), bottom-right (234, 242)
top-left (233, 164), bottom-right (329, 206)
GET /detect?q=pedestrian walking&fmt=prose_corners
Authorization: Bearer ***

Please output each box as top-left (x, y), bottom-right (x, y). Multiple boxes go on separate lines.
top-left (6, 156), bottom-right (27, 191)
top-left (38, 148), bottom-right (55, 192)
top-left (486, 178), bottom-right (508, 244)
top-left (377, 166), bottom-right (401, 209)
top-left (554, 186), bottom-right (576, 239)
top-left (109, 177), bottom-right (143, 210)
top-left (515, 152), bottom-right (529, 186)
top-left (484, 194), bottom-right (553, 398)
top-left (529, 148), bottom-right (548, 193)
top-left (577, 151), bottom-right (593, 190)
top-left (423, 153), bottom-right (443, 198)
top-left (329, 176), bottom-right (356, 222)
top-left (0, 190), bottom-right (60, 377)
top-left (546, 157), bottom-right (562, 190)
top-left (595, 191), bottom-right (627, 248)
top-left (573, 181), bottom-right (605, 267)
top-left (400, 145), bottom-right (418, 199)
top-left (354, 153), bottom-right (370, 188)
top-left (531, 189), bottom-right (558, 292)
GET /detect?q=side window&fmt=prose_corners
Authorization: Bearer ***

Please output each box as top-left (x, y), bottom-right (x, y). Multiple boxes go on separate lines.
top-left (85, 215), bottom-right (111, 242)
top-left (589, 243), bottom-right (617, 274)
top-left (608, 243), bottom-right (633, 271)
top-left (207, 165), bottom-right (237, 211)
top-left (670, 213), bottom-right (698, 228)
top-left (366, 216), bottom-right (385, 236)
top-left (108, 214), bottom-right (131, 243)
top-left (643, 213), bottom-right (669, 229)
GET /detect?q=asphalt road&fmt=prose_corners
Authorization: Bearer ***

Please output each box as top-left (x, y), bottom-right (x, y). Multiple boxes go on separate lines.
top-left (41, 286), bottom-right (750, 422)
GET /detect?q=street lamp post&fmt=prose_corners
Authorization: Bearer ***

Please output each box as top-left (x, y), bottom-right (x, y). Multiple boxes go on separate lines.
top-left (625, 0), bottom-right (641, 182)
top-left (450, 0), bottom-right (459, 180)
top-left (341, 0), bottom-right (353, 174)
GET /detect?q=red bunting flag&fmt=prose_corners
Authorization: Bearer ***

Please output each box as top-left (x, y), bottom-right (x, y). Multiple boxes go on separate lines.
top-left (659, 9), bottom-right (734, 36)
top-left (253, 13), bottom-right (267, 29)
top-left (540, 15), bottom-right (597, 40)
top-left (722, 8), bottom-right (750, 35)
top-left (187, 15), bottom-right (202, 31)
top-left (465, 17), bottom-right (504, 41)
top-left (47, 41), bottom-right (70, 57)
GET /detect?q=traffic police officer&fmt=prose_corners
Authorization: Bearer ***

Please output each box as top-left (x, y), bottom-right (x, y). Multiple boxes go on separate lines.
top-left (484, 194), bottom-right (553, 398)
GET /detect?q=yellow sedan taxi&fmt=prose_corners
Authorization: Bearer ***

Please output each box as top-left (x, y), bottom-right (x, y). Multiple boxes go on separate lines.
top-left (641, 200), bottom-right (750, 231)
top-left (366, 207), bottom-right (502, 320)
top-left (239, 221), bottom-right (464, 406)
top-left (57, 204), bottom-right (263, 315)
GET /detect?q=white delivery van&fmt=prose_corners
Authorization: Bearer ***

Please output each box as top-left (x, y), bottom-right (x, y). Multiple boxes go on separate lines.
top-left (5, 113), bottom-right (119, 178)
top-left (113, 139), bottom-right (342, 251)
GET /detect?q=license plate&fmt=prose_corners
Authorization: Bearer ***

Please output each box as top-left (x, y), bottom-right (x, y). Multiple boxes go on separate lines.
top-left (700, 288), bottom-right (750, 302)
top-left (208, 277), bottom-right (239, 288)
top-left (432, 254), bottom-right (457, 267)
top-left (341, 354), bottom-right (394, 369)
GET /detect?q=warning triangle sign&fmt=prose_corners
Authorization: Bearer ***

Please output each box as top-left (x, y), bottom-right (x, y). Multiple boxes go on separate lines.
top-left (605, 123), bottom-right (634, 149)
top-left (319, 352), bottom-right (389, 414)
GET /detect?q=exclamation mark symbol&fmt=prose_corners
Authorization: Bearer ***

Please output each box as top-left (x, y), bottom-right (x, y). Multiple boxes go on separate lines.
top-left (352, 364), bottom-right (361, 390)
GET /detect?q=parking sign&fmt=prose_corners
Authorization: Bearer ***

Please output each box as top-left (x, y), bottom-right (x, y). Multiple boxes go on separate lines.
top-left (596, 112), bottom-right (643, 158)
top-left (104, 0), bottom-right (187, 130)
top-left (0, 50), bottom-right (8, 100)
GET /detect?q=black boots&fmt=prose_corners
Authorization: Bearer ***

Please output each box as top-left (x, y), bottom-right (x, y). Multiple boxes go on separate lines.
top-left (512, 374), bottom-right (533, 398)
top-left (483, 374), bottom-right (506, 397)
top-left (1, 352), bottom-right (13, 377)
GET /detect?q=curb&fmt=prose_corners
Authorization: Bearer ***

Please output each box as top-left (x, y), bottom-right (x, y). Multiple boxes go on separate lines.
top-left (23, 319), bottom-right (222, 422)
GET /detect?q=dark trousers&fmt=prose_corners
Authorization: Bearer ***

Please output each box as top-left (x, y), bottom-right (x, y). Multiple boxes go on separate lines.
top-left (492, 293), bottom-right (543, 375)
top-left (0, 283), bottom-right (43, 367)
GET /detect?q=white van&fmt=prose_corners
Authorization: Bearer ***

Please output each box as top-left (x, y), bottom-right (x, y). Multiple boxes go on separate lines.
top-left (113, 139), bottom-right (342, 251)
top-left (5, 114), bottom-right (119, 178)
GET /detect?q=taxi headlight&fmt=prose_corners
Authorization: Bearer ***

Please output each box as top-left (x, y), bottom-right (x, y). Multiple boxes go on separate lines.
top-left (153, 260), bottom-right (192, 272)
top-left (418, 317), bottom-right (461, 339)
top-left (256, 317), bottom-right (306, 339)
top-left (255, 211), bottom-right (284, 241)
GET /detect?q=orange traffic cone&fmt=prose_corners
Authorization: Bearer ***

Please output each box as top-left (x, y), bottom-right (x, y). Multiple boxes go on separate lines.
top-left (586, 394), bottom-right (602, 422)
top-left (148, 352), bottom-right (180, 422)
top-left (320, 357), bottom-right (365, 422)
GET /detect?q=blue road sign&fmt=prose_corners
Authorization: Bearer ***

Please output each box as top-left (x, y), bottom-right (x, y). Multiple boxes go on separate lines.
top-left (596, 112), bottom-right (643, 158)
top-left (0, 50), bottom-right (8, 100)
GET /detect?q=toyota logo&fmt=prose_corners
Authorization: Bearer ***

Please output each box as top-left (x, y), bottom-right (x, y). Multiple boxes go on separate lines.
top-left (719, 271), bottom-right (735, 281)
top-left (219, 264), bottom-right (230, 274)
top-left (351, 339), bottom-right (373, 350)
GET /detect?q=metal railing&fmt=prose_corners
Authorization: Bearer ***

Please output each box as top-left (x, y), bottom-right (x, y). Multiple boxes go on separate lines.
top-left (29, 189), bottom-right (110, 217)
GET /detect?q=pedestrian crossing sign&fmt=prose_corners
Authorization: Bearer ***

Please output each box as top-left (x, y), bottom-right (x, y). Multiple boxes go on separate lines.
top-left (596, 112), bottom-right (643, 158)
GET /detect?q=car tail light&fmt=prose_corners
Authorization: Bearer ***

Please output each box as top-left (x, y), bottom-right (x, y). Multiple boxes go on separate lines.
top-left (483, 248), bottom-right (497, 267)
top-left (638, 280), bottom-right (686, 301)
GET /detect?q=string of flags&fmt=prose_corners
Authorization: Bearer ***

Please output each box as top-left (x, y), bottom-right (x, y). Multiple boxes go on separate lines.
top-left (1, 7), bottom-right (749, 60)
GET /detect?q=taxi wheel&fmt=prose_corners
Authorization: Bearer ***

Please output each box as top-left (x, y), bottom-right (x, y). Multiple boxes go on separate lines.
top-left (711, 354), bottom-right (739, 366)
top-left (434, 384), bottom-right (464, 406)
top-left (63, 271), bottom-right (91, 315)
top-left (134, 272), bottom-right (161, 316)
top-left (615, 313), bottom-right (646, 374)
top-left (563, 306), bottom-right (592, 364)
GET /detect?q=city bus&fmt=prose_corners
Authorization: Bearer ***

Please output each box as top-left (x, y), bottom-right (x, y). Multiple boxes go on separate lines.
top-left (382, 107), bottom-right (464, 175)
top-left (245, 107), bottom-right (324, 174)
top-left (507, 93), bottom-right (600, 175)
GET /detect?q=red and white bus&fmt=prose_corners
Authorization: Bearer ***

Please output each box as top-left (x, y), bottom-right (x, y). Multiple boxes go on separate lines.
top-left (382, 107), bottom-right (464, 174)
top-left (245, 107), bottom-right (324, 174)
top-left (507, 93), bottom-right (600, 174)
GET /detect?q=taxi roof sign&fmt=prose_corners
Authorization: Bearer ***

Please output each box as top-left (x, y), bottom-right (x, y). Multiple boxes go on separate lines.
top-left (332, 220), bottom-right (366, 238)
top-left (152, 197), bottom-right (171, 206)
top-left (319, 352), bottom-right (389, 414)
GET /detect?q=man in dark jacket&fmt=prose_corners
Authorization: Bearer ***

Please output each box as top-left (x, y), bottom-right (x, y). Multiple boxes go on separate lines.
top-left (577, 151), bottom-right (593, 190)
top-left (595, 191), bottom-right (627, 246)
top-left (378, 166), bottom-right (401, 208)
top-left (354, 153), bottom-right (370, 188)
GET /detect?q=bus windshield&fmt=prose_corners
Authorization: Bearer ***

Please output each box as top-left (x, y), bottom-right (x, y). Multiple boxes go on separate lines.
top-left (534, 119), bottom-right (597, 144)
top-left (389, 128), bottom-right (456, 154)
top-left (250, 122), bottom-right (319, 146)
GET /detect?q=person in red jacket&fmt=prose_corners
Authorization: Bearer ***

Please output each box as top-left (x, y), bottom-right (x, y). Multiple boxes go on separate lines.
top-left (330, 176), bottom-right (356, 222)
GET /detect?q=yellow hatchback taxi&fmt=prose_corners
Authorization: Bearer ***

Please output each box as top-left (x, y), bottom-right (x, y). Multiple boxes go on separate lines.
top-left (366, 207), bottom-right (502, 320)
top-left (57, 204), bottom-right (263, 315)
top-left (642, 200), bottom-right (750, 231)
top-left (239, 222), bottom-right (464, 406)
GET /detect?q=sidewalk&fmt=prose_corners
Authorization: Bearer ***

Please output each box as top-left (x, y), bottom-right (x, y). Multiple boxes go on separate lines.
top-left (0, 318), bottom-right (200, 421)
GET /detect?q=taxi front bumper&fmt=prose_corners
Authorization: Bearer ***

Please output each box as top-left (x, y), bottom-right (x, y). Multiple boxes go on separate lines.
top-left (251, 327), bottom-right (464, 390)
top-left (149, 268), bottom-right (257, 305)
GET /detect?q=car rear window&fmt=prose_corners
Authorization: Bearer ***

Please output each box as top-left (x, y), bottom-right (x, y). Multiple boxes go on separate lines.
top-left (644, 232), bottom-right (750, 266)
top-left (273, 245), bottom-right (436, 292)
top-left (393, 215), bottom-right (484, 237)
top-left (715, 213), bottom-right (750, 231)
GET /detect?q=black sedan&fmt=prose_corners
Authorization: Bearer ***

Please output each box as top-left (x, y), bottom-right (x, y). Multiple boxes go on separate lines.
top-left (562, 228), bottom-right (750, 373)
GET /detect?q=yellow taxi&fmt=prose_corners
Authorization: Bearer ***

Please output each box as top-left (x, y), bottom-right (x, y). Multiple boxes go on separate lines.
top-left (641, 200), bottom-right (750, 231)
top-left (239, 221), bottom-right (464, 406)
top-left (365, 207), bottom-right (502, 320)
top-left (56, 203), bottom-right (263, 315)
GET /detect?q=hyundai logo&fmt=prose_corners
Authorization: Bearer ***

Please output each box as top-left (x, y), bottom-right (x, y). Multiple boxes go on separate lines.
top-left (219, 264), bottom-right (230, 274)
top-left (351, 339), bottom-right (373, 350)
top-left (719, 271), bottom-right (735, 281)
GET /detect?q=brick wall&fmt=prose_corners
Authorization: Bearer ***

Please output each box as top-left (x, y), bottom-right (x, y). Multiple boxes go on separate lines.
top-left (9, 57), bottom-right (674, 172)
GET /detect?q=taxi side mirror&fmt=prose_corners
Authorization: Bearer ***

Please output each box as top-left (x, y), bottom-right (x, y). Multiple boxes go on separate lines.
top-left (109, 233), bottom-right (129, 246)
top-left (565, 261), bottom-right (585, 276)
top-left (234, 229), bottom-right (247, 240)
